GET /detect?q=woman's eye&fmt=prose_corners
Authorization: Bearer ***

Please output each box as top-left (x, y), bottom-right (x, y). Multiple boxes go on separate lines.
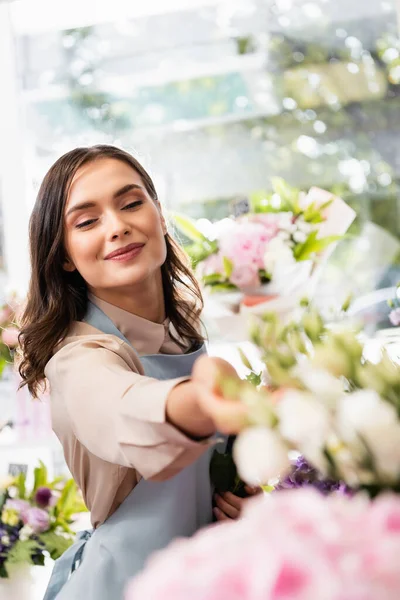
top-left (76, 218), bottom-right (97, 229)
top-left (123, 200), bottom-right (143, 210)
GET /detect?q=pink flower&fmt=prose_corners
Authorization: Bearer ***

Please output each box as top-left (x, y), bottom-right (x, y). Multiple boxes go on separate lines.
top-left (5, 499), bottom-right (30, 517)
top-left (219, 222), bottom-right (272, 270)
top-left (230, 264), bottom-right (261, 290)
top-left (248, 214), bottom-right (280, 239)
top-left (126, 489), bottom-right (400, 600)
top-left (201, 253), bottom-right (225, 276)
top-left (1, 326), bottom-right (19, 347)
top-left (389, 308), bottom-right (400, 327)
top-left (22, 507), bottom-right (50, 533)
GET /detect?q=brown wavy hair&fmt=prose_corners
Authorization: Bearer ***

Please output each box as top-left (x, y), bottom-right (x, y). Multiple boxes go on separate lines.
top-left (18, 145), bottom-right (204, 398)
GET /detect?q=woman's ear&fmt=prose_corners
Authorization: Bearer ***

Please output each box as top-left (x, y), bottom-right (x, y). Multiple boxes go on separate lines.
top-left (63, 257), bottom-right (76, 272)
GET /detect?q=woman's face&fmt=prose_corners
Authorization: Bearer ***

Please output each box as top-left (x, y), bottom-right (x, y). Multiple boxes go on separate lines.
top-left (63, 158), bottom-right (167, 296)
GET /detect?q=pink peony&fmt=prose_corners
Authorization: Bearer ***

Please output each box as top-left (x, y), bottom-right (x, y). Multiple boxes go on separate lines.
top-left (248, 213), bottom-right (280, 239)
top-left (219, 222), bottom-right (273, 271)
top-left (126, 489), bottom-right (400, 600)
top-left (22, 507), bottom-right (50, 533)
top-left (1, 326), bottom-right (19, 347)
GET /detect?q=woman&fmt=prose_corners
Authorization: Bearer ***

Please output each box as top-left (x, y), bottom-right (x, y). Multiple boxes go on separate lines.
top-left (19, 145), bottom-right (251, 600)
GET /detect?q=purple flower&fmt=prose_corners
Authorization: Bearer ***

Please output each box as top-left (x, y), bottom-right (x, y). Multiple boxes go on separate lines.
top-left (276, 456), bottom-right (350, 495)
top-left (22, 507), bottom-right (50, 533)
top-left (35, 487), bottom-right (53, 508)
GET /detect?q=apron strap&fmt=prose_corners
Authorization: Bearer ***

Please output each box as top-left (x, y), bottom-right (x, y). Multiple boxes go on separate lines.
top-left (84, 301), bottom-right (135, 348)
top-left (42, 530), bottom-right (92, 600)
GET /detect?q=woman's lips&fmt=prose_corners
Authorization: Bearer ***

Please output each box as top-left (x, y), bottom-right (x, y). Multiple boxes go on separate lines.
top-left (105, 243), bottom-right (145, 262)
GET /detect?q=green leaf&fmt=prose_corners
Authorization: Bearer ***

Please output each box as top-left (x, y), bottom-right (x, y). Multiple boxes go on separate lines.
top-left (238, 347), bottom-right (252, 370)
top-left (271, 177), bottom-right (301, 213)
top-left (173, 214), bottom-right (207, 243)
top-left (203, 273), bottom-right (225, 285)
top-left (209, 450), bottom-right (237, 492)
top-left (39, 530), bottom-right (74, 560)
top-left (246, 371), bottom-right (262, 386)
top-left (294, 232), bottom-right (342, 261)
top-left (56, 479), bottom-right (78, 518)
top-left (208, 283), bottom-right (238, 293)
top-left (16, 472), bottom-right (26, 500)
top-left (184, 240), bottom-right (218, 268)
top-left (6, 539), bottom-right (37, 566)
top-left (223, 256), bottom-right (234, 278)
top-left (32, 461), bottom-right (48, 496)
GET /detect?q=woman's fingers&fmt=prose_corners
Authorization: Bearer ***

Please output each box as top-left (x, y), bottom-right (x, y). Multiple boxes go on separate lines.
top-left (196, 387), bottom-right (248, 434)
top-left (213, 507), bottom-right (230, 521)
top-left (214, 493), bottom-right (242, 519)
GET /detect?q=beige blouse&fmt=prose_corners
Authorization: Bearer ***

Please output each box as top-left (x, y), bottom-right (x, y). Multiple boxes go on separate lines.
top-left (44, 296), bottom-right (212, 528)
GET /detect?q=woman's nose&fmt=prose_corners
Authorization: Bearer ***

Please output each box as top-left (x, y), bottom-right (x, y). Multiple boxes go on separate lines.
top-left (108, 213), bottom-right (132, 240)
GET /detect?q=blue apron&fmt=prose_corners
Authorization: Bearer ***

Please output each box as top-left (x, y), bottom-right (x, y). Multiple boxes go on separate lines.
top-left (43, 302), bottom-right (215, 599)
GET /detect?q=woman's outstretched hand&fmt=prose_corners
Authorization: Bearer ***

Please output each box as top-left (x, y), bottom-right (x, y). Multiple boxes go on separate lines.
top-left (166, 355), bottom-right (248, 439)
top-left (191, 355), bottom-right (249, 435)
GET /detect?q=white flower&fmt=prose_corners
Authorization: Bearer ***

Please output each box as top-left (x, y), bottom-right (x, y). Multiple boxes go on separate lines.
top-left (233, 427), bottom-right (290, 485)
top-left (277, 389), bottom-right (331, 448)
top-left (1, 535), bottom-right (10, 545)
top-left (294, 365), bottom-right (344, 405)
top-left (292, 230), bottom-right (307, 243)
top-left (296, 218), bottom-right (314, 234)
top-left (263, 237), bottom-right (296, 275)
top-left (337, 390), bottom-right (400, 481)
top-left (277, 212), bottom-right (294, 231)
top-left (19, 525), bottom-right (34, 542)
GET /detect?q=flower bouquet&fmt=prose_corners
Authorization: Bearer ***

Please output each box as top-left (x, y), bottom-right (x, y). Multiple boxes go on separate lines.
top-left (125, 304), bottom-right (400, 600)
top-left (174, 179), bottom-right (355, 341)
top-left (0, 461), bottom-right (87, 586)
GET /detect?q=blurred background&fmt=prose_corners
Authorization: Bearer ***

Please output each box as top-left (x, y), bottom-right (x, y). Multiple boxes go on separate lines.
top-left (0, 2), bottom-right (399, 594)
top-left (1, 0), bottom-right (400, 294)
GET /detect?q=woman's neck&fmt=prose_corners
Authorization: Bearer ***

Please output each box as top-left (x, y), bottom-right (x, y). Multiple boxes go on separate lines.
top-left (90, 272), bottom-right (166, 324)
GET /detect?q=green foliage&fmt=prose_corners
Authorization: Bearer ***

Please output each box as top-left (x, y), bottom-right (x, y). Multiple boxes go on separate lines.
top-left (39, 531), bottom-right (74, 561)
top-left (293, 232), bottom-right (342, 261)
top-left (5, 540), bottom-right (37, 566)
top-left (0, 462), bottom-right (88, 577)
top-left (173, 214), bottom-right (208, 243)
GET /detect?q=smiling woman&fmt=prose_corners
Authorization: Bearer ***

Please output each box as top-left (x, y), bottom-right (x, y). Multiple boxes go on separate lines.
top-left (16, 144), bottom-right (250, 600)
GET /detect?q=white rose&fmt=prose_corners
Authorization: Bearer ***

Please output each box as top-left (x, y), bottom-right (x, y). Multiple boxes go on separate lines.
top-left (337, 390), bottom-right (400, 481)
top-left (233, 427), bottom-right (290, 485)
top-left (277, 389), bottom-right (331, 448)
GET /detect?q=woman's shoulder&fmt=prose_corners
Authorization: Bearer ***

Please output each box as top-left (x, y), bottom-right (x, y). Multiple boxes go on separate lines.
top-left (45, 321), bottom-right (143, 379)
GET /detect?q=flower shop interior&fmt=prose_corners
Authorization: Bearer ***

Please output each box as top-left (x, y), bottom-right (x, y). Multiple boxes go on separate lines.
top-left (0, 0), bottom-right (400, 598)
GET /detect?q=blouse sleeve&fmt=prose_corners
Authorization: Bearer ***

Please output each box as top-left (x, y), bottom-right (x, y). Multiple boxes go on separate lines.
top-left (45, 337), bottom-right (214, 481)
